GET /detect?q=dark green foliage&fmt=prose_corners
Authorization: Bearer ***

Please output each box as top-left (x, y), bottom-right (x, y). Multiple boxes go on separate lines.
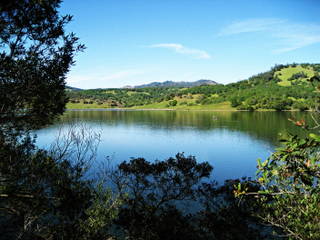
top-left (67, 63), bottom-right (320, 111)
top-left (168, 99), bottom-right (177, 106)
top-left (237, 80), bottom-right (320, 239)
top-left (230, 97), bottom-right (242, 107)
top-left (110, 154), bottom-right (267, 240)
top-left (111, 154), bottom-right (212, 239)
top-left (234, 76), bottom-right (320, 239)
top-left (0, 0), bottom-right (84, 135)
top-left (253, 134), bottom-right (320, 240)
top-left (0, 136), bottom-right (93, 239)
top-left (288, 72), bottom-right (308, 81)
top-left (269, 97), bottom-right (293, 111)
top-left (1, 1), bottom-right (319, 239)
top-left (0, 1), bottom-right (121, 239)
top-left (198, 179), bottom-right (265, 240)
top-left (292, 101), bottom-right (309, 111)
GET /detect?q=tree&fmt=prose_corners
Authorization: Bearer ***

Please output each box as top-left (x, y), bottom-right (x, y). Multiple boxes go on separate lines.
top-left (0, 1), bottom-right (120, 239)
top-left (108, 154), bottom-right (265, 240)
top-left (230, 97), bottom-right (241, 107)
top-left (0, 0), bottom-right (84, 136)
top-left (247, 133), bottom-right (320, 240)
top-left (0, 123), bottom-right (122, 239)
top-left (0, 135), bottom-right (93, 239)
top-left (236, 76), bottom-right (320, 239)
top-left (110, 153), bottom-right (213, 240)
top-left (168, 99), bottom-right (178, 107)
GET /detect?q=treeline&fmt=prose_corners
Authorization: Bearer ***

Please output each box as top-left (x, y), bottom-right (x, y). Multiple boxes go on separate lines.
top-left (67, 63), bottom-right (320, 111)
top-left (1, 1), bottom-right (319, 239)
top-left (68, 87), bottom-right (181, 107)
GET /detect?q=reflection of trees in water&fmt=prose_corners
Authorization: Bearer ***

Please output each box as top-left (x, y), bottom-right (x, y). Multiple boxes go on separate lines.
top-left (58, 110), bottom-right (311, 146)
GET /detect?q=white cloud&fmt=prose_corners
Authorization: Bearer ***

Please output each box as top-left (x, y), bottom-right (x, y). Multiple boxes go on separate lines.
top-left (219, 18), bottom-right (320, 53)
top-left (218, 18), bottom-right (285, 35)
top-left (148, 43), bottom-right (211, 59)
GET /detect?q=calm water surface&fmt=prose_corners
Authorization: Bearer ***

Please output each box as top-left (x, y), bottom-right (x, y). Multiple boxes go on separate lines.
top-left (35, 110), bottom-right (311, 183)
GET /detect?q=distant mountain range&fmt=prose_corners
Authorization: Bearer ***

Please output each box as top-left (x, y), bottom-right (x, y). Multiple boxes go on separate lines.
top-left (124, 79), bottom-right (219, 89)
top-left (66, 86), bottom-right (83, 91)
top-left (66, 63), bottom-right (320, 111)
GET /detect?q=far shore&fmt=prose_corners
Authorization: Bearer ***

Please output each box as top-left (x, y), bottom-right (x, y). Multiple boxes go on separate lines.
top-left (67, 108), bottom-right (240, 112)
top-left (66, 107), bottom-right (307, 112)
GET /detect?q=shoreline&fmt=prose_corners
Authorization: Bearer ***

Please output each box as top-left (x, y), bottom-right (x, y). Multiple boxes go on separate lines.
top-left (66, 108), bottom-right (306, 112)
top-left (67, 108), bottom-right (239, 112)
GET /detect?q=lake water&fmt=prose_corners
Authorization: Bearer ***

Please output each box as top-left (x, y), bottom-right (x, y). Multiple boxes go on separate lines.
top-left (35, 110), bottom-right (312, 183)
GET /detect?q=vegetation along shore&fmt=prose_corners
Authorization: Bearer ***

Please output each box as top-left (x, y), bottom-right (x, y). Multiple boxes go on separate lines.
top-left (67, 63), bottom-right (320, 112)
top-left (1, 0), bottom-right (320, 239)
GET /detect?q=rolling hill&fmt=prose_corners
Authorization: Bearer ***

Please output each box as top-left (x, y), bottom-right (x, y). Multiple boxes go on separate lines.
top-left (66, 63), bottom-right (320, 111)
top-left (131, 79), bottom-right (218, 88)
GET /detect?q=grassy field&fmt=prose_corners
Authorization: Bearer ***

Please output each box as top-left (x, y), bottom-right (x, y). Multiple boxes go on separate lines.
top-left (131, 101), bottom-right (235, 110)
top-left (67, 102), bottom-right (111, 109)
top-left (274, 65), bottom-right (315, 86)
top-left (66, 64), bottom-right (318, 111)
top-left (66, 92), bottom-right (236, 111)
top-left (67, 101), bottom-right (236, 111)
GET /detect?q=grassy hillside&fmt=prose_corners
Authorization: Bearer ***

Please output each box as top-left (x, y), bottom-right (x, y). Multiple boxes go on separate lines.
top-left (130, 101), bottom-right (234, 111)
top-left (274, 65), bottom-right (316, 86)
top-left (66, 63), bottom-right (320, 111)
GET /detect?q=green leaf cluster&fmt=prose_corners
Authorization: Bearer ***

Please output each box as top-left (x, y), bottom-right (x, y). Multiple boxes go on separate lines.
top-left (255, 134), bottom-right (320, 240)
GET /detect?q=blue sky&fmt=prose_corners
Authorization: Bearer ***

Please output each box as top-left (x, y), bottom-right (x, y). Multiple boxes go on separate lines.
top-left (60, 0), bottom-right (320, 89)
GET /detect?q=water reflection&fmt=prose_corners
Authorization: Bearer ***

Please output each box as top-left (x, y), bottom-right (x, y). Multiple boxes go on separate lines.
top-left (36, 110), bottom-right (312, 183)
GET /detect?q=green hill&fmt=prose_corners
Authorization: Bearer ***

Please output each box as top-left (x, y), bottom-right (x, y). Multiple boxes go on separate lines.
top-left (274, 65), bottom-right (316, 86)
top-left (132, 79), bottom-right (218, 88)
top-left (66, 63), bottom-right (320, 111)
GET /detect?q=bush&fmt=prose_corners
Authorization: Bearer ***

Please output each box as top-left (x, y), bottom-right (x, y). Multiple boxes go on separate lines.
top-left (251, 134), bottom-right (320, 239)
top-left (109, 154), bottom-right (265, 240)
top-left (168, 99), bottom-right (178, 106)
top-left (230, 97), bottom-right (241, 107)
top-left (288, 72), bottom-right (308, 81)
top-left (179, 101), bottom-right (188, 105)
top-left (292, 101), bottom-right (309, 111)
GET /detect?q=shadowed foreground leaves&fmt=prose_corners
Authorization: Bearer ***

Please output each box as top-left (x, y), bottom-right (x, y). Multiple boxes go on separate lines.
top-left (109, 153), bottom-right (268, 240)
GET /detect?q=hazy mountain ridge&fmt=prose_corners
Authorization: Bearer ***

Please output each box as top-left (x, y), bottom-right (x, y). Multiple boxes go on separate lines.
top-left (66, 86), bottom-right (83, 91)
top-left (66, 63), bottom-right (320, 111)
top-left (127, 79), bottom-right (218, 88)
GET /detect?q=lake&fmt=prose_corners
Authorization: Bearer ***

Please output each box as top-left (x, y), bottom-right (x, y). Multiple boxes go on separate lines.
top-left (35, 110), bottom-right (312, 183)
